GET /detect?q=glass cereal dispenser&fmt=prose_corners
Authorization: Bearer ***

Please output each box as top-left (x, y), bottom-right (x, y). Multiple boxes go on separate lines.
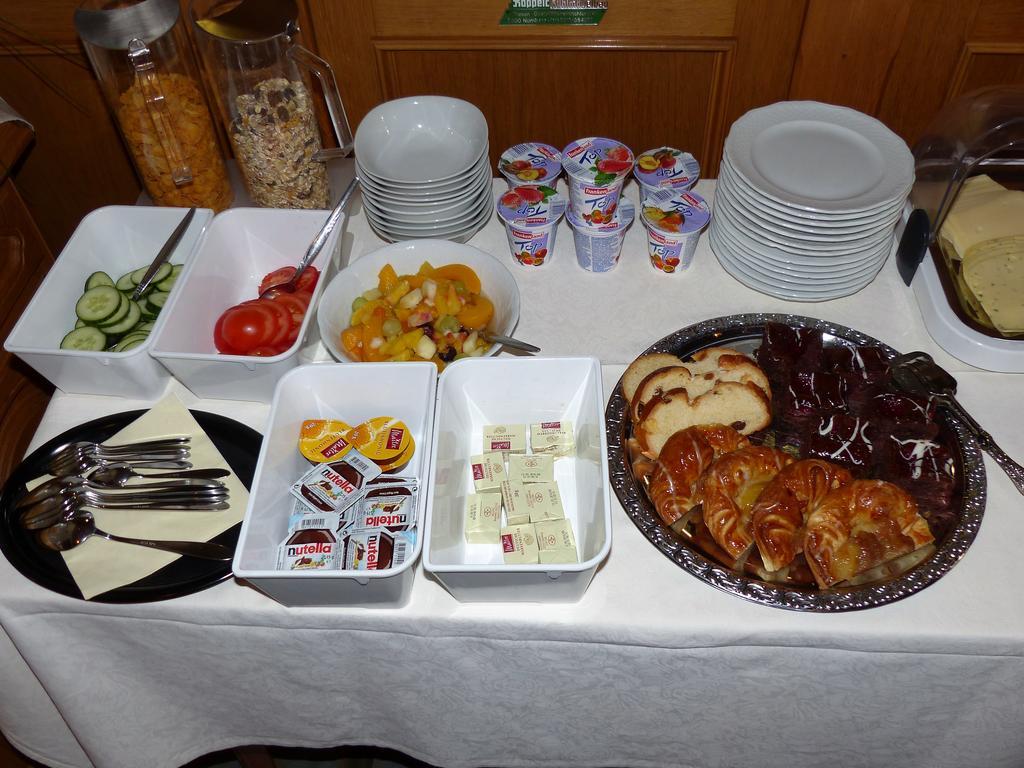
top-left (188, 0), bottom-right (354, 209)
top-left (75, 0), bottom-right (233, 211)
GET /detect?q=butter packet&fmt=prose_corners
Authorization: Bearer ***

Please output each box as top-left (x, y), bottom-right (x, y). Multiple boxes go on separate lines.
top-left (483, 424), bottom-right (527, 455)
top-left (465, 492), bottom-right (502, 544)
top-left (530, 420), bottom-right (575, 456)
top-left (470, 452), bottom-right (507, 492)
top-left (500, 523), bottom-right (539, 564)
top-left (526, 481), bottom-right (564, 523)
top-left (535, 518), bottom-right (578, 563)
top-left (508, 453), bottom-right (554, 484)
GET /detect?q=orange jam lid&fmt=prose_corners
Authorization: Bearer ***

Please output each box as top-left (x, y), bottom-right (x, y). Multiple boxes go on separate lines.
top-left (346, 416), bottom-right (415, 467)
top-left (299, 419), bottom-right (353, 463)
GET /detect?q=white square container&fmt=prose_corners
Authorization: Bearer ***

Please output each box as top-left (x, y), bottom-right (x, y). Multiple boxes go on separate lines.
top-left (4, 205), bottom-right (212, 399)
top-left (424, 356), bottom-right (611, 602)
top-left (149, 208), bottom-right (342, 403)
top-left (233, 362), bottom-right (437, 607)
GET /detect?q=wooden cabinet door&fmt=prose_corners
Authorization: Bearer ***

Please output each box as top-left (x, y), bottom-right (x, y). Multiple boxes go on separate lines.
top-left (306, 0), bottom-right (808, 177)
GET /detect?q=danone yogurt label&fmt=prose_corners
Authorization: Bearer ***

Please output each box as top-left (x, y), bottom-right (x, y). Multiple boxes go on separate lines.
top-left (634, 147), bottom-right (700, 191)
top-left (497, 185), bottom-right (566, 226)
top-left (498, 142), bottom-right (562, 186)
top-left (561, 137), bottom-right (634, 185)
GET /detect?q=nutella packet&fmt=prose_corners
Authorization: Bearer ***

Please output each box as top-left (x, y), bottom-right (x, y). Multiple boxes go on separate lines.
top-left (343, 478), bottom-right (419, 533)
top-left (342, 528), bottom-right (417, 571)
top-left (277, 512), bottom-right (342, 570)
top-left (290, 448), bottom-right (382, 514)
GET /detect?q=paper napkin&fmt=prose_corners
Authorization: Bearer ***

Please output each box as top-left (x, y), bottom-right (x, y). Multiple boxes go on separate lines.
top-left (36, 395), bottom-right (250, 600)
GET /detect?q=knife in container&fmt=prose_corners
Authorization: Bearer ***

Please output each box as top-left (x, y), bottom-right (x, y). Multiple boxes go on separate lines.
top-left (131, 207), bottom-right (197, 300)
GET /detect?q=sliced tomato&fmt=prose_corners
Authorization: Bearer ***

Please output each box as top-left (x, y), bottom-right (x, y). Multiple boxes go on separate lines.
top-left (253, 297), bottom-right (291, 346)
top-left (293, 290), bottom-right (313, 308)
top-left (259, 267), bottom-right (295, 296)
top-left (248, 345), bottom-right (286, 357)
top-left (272, 292), bottom-right (308, 327)
top-left (213, 311), bottom-right (241, 354)
top-left (295, 266), bottom-right (319, 293)
top-left (216, 303), bottom-right (277, 353)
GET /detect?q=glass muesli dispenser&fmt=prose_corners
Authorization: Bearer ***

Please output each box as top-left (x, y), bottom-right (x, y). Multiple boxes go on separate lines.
top-left (904, 86), bottom-right (1024, 348)
top-left (75, 0), bottom-right (233, 211)
top-left (188, 0), bottom-right (354, 209)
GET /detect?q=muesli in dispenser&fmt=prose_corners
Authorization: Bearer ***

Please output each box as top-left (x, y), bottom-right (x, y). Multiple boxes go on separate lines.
top-left (189, 0), bottom-right (354, 209)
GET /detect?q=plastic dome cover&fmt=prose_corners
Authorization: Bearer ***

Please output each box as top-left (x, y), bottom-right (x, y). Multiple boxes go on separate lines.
top-left (910, 85), bottom-right (1024, 241)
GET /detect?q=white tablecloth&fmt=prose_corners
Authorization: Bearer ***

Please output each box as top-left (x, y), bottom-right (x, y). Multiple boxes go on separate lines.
top-left (2, 179), bottom-right (1023, 768)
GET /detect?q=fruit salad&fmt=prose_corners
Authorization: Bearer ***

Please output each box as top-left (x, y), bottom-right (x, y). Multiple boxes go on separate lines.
top-left (341, 261), bottom-right (494, 370)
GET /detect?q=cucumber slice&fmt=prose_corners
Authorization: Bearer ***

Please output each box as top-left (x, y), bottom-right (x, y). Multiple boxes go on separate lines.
top-left (118, 338), bottom-right (147, 352)
top-left (147, 290), bottom-right (169, 309)
top-left (74, 318), bottom-right (86, 329)
top-left (170, 264), bottom-right (183, 277)
top-left (137, 322), bottom-right (156, 332)
top-left (60, 326), bottom-right (106, 351)
top-left (75, 286), bottom-right (123, 324)
top-left (154, 273), bottom-right (178, 292)
top-left (85, 271), bottom-right (114, 290)
top-left (93, 292), bottom-right (129, 328)
top-left (129, 265), bottom-right (148, 285)
top-left (99, 301), bottom-right (142, 335)
top-left (115, 272), bottom-right (135, 292)
top-left (138, 299), bottom-right (158, 320)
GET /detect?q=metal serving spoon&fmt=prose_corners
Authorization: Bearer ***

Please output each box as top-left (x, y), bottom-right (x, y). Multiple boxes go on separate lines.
top-left (38, 510), bottom-right (233, 561)
top-left (258, 176), bottom-right (359, 299)
top-left (87, 463), bottom-right (230, 488)
top-left (890, 351), bottom-right (1024, 495)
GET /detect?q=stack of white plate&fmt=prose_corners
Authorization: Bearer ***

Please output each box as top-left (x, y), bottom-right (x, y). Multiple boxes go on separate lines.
top-left (355, 96), bottom-right (492, 243)
top-left (710, 101), bottom-right (914, 301)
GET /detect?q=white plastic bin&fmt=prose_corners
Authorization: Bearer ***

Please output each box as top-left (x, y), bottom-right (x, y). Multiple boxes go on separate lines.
top-left (149, 208), bottom-right (342, 403)
top-left (232, 361), bottom-right (437, 607)
top-left (424, 356), bottom-right (611, 602)
top-left (4, 205), bottom-right (211, 398)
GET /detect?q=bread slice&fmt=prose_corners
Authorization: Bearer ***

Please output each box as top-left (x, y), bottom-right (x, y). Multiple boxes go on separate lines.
top-left (620, 353), bottom-right (682, 402)
top-left (682, 347), bottom-right (771, 399)
top-left (630, 366), bottom-right (696, 424)
top-left (637, 380), bottom-right (772, 458)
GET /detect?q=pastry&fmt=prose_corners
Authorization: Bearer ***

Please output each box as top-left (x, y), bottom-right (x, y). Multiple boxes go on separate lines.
top-left (647, 424), bottom-right (750, 526)
top-left (803, 479), bottom-right (934, 588)
top-left (701, 445), bottom-right (793, 560)
top-left (750, 459), bottom-right (852, 572)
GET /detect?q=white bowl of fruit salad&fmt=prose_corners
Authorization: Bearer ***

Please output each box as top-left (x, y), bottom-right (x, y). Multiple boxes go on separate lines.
top-left (317, 240), bottom-right (520, 370)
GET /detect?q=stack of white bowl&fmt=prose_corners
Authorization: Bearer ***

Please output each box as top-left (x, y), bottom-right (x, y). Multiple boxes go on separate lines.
top-left (710, 101), bottom-right (914, 301)
top-left (355, 96), bottom-right (492, 243)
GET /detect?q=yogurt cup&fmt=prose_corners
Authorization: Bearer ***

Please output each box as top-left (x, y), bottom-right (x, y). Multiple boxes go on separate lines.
top-left (561, 137), bottom-right (634, 224)
top-left (498, 142), bottom-right (562, 188)
top-left (634, 147), bottom-right (700, 203)
top-left (640, 188), bottom-right (710, 274)
top-left (496, 185), bottom-right (567, 268)
top-left (566, 197), bottom-right (635, 273)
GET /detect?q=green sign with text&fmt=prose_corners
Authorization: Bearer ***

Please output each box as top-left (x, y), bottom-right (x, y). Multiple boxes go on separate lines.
top-left (500, 0), bottom-right (607, 26)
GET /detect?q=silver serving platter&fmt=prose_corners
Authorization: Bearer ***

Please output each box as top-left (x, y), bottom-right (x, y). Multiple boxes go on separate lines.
top-left (606, 313), bottom-right (986, 612)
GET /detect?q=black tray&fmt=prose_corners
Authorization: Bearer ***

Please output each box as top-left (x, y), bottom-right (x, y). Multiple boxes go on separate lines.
top-left (0, 409), bottom-right (261, 603)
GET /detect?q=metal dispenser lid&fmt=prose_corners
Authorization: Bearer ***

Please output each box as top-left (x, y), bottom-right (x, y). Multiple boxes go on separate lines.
top-left (192, 0), bottom-right (298, 42)
top-left (74, 0), bottom-right (180, 51)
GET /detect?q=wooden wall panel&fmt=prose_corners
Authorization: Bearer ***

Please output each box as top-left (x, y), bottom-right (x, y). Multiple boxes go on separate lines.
top-left (790, 0), bottom-right (911, 113)
top-left (375, 41), bottom-right (730, 175)
top-left (949, 45), bottom-right (1024, 99)
top-left (0, 51), bottom-right (139, 253)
